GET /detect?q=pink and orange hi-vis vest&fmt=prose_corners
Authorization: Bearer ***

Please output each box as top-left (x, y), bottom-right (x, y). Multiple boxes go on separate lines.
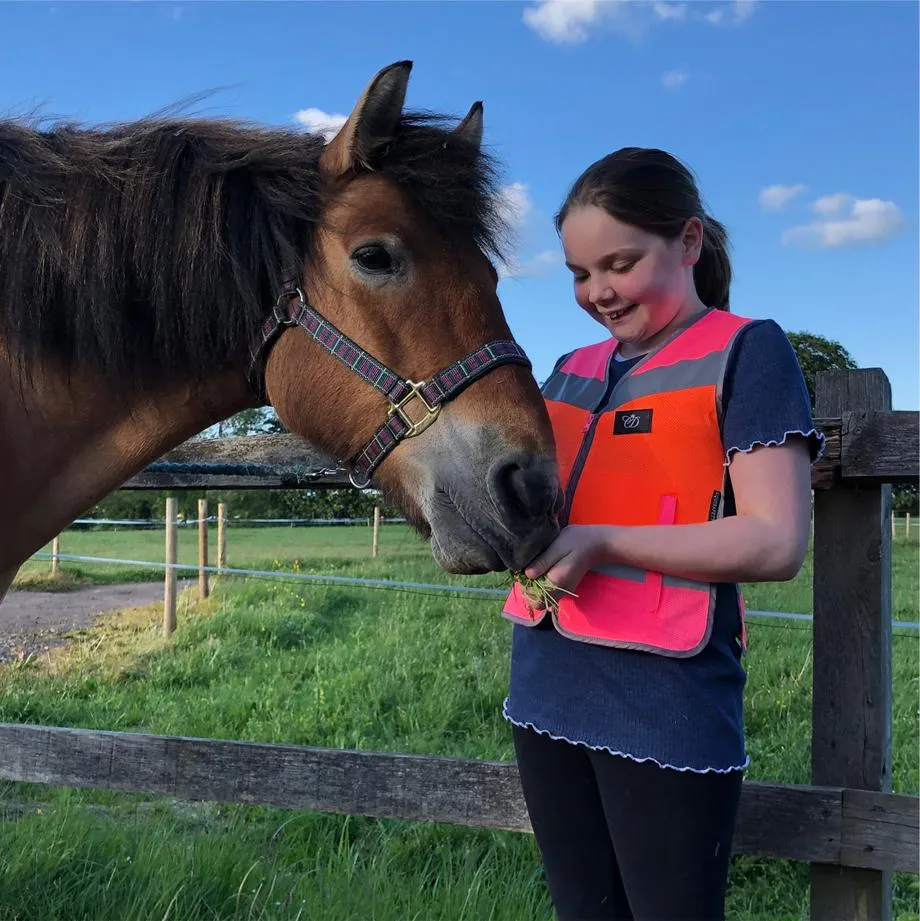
top-left (503, 308), bottom-right (753, 657)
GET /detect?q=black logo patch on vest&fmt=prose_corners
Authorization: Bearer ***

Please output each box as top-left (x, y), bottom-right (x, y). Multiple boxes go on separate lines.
top-left (613, 409), bottom-right (653, 435)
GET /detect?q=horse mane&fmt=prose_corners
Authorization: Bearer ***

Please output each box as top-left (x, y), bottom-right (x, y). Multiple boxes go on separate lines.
top-left (0, 109), bottom-right (509, 385)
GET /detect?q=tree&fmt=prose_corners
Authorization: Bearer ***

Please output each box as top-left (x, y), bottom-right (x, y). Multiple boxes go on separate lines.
top-left (892, 481), bottom-right (919, 516)
top-left (210, 407), bottom-right (287, 439)
top-left (784, 330), bottom-right (858, 412)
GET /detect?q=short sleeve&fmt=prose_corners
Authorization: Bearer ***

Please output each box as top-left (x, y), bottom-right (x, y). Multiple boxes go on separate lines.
top-left (721, 319), bottom-right (826, 464)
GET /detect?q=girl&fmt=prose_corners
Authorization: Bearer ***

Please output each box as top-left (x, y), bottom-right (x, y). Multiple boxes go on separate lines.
top-left (502, 147), bottom-right (824, 921)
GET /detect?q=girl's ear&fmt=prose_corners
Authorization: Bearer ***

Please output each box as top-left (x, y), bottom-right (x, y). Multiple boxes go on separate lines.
top-left (682, 216), bottom-right (704, 265)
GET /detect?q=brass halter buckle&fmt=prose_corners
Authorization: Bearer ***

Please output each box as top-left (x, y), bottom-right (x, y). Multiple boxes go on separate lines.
top-left (388, 380), bottom-right (441, 438)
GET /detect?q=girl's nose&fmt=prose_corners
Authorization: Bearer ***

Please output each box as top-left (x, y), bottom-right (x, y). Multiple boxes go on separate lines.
top-left (589, 280), bottom-right (615, 306)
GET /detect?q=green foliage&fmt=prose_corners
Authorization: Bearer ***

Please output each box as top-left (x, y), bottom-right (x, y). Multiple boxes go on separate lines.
top-left (86, 489), bottom-right (403, 525)
top-left (784, 329), bottom-right (858, 411)
top-left (210, 407), bottom-right (287, 438)
top-left (893, 482), bottom-right (919, 515)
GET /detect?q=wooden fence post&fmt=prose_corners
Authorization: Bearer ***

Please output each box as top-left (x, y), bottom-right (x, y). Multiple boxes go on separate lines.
top-left (217, 502), bottom-right (227, 572)
top-left (198, 498), bottom-right (209, 600)
top-left (51, 535), bottom-right (61, 576)
top-left (164, 497), bottom-right (178, 637)
top-left (372, 506), bottom-right (380, 558)
top-left (810, 368), bottom-right (893, 921)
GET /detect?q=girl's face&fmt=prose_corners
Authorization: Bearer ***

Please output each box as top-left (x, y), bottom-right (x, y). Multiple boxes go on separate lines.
top-left (560, 204), bottom-right (705, 354)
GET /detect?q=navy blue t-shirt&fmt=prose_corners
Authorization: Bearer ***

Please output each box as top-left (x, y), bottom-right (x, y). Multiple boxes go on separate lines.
top-left (503, 317), bottom-right (824, 773)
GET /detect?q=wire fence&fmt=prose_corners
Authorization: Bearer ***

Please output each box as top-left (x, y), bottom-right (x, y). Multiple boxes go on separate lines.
top-left (69, 516), bottom-right (407, 529)
top-left (29, 550), bottom-right (920, 635)
top-left (67, 513), bottom-right (918, 537)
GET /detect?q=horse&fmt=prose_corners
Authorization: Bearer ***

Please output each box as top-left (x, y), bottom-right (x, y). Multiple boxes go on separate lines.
top-left (0, 60), bottom-right (562, 602)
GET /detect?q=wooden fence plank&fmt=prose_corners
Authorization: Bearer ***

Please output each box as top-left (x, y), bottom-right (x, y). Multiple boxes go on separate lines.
top-left (840, 411), bottom-right (920, 483)
top-left (121, 414), bottom-right (917, 492)
top-left (123, 433), bottom-right (351, 490)
top-left (811, 412), bottom-right (918, 489)
top-left (123, 471), bottom-right (354, 490)
top-left (158, 433), bottom-right (336, 468)
top-left (811, 368), bottom-right (894, 921)
top-left (841, 789), bottom-right (920, 873)
top-left (0, 724), bottom-right (915, 872)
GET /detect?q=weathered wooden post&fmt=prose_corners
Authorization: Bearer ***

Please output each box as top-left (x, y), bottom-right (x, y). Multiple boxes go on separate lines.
top-left (810, 368), bottom-right (893, 921)
top-left (372, 505), bottom-right (381, 558)
top-left (164, 497), bottom-right (178, 637)
top-left (51, 534), bottom-right (61, 576)
top-left (217, 501), bottom-right (227, 572)
top-left (198, 498), bottom-right (209, 599)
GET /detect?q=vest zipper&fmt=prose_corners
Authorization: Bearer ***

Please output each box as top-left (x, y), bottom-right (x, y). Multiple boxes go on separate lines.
top-left (560, 348), bottom-right (627, 526)
top-left (558, 336), bottom-right (666, 526)
top-left (561, 412), bottom-right (602, 526)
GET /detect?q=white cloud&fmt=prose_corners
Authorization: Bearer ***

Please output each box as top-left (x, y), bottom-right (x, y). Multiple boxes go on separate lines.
top-left (811, 192), bottom-right (851, 215)
top-left (652, 1), bottom-right (687, 21)
top-left (497, 182), bottom-right (533, 232)
top-left (704, 0), bottom-right (756, 26)
top-left (781, 198), bottom-right (907, 250)
top-left (499, 249), bottom-right (564, 281)
top-left (759, 183), bottom-right (807, 211)
top-left (293, 107), bottom-right (347, 141)
top-left (522, 0), bottom-right (604, 44)
top-left (522, 0), bottom-right (754, 43)
top-left (522, 0), bottom-right (693, 44)
top-left (661, 69), bottom-right (689, 89)
top-left (494, 183), bottom-right (565, 280)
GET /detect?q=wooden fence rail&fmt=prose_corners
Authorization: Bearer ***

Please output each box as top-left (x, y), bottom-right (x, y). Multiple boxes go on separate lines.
top-left (0, 724), bottom-right (916, 874)
top-left (119, 407), bottom-right (919, 491)
top-left (3, 367), bottom-right (919, 921)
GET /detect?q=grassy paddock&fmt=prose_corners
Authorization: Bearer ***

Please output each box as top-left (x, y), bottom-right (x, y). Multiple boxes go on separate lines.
top-left (2, 525), bottom-right (918, 920)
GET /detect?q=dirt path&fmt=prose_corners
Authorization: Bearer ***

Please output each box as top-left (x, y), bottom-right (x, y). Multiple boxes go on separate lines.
top-left (0, 581), bottom-right (192, 664)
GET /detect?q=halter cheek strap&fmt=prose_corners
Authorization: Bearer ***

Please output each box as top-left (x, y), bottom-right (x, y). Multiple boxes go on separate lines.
top-left (249, 280), bottom-right (532, 489)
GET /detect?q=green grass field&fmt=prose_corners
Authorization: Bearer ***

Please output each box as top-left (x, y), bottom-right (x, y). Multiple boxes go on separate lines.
top-left (2, 524), bottom-right (918, 920)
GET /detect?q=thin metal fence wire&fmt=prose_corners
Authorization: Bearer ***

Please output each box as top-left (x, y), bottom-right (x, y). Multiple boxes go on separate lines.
top-left (28, 551), bottom-right (920, 634)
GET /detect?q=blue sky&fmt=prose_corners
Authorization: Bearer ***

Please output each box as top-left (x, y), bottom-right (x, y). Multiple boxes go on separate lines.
top-left (2, 0), bottom-right (917, 409)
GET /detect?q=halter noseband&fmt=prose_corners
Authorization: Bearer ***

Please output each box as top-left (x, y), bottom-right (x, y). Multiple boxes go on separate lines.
top-left (248, 280), bottom-right (532, 489)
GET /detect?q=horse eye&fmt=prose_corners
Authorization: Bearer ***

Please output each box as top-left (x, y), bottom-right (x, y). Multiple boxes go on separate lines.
top-left (352, 244), bottom-right (395, 275)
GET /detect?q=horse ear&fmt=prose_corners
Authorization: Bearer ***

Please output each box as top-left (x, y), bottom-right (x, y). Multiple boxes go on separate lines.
top-left (319, 60), bottom-right (412, 177)
top-left (452, 101), bottom-right (483, 150)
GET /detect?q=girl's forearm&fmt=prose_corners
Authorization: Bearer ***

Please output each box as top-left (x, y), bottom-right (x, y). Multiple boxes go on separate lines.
top-left (602, 515), bottom-right (808, 584)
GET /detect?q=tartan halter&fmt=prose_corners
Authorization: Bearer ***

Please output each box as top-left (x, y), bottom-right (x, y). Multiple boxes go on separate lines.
top-left (249, 280), bottom-right (532, 489)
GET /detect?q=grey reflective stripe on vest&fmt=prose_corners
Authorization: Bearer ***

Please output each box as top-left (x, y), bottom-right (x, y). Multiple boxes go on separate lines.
top-left (592, 561), bottom-right (705, 593)
top-left (543, 336), bottom-right (731, 412)
top-left (613, 350), bottom-right (726, 405)
top-left (541, 373), bottom-right (607, 409)
top-left (543, 310), bottom-right (746, 419)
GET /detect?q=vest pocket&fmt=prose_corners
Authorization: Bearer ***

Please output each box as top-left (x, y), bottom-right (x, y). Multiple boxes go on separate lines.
top-left (643, 494), bottom-right (678, 613)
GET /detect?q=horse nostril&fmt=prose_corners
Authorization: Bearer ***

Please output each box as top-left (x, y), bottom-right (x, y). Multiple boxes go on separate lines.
top-left (487, 452), bottom-right (558, 525)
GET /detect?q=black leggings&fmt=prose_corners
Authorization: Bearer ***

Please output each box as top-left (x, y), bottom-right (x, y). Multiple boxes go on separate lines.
top-left (512, 724), bottom-right (743, 921)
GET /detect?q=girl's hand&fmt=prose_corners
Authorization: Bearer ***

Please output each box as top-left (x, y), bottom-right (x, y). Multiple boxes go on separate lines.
top-left (523, 525), bottom-right (613, 595)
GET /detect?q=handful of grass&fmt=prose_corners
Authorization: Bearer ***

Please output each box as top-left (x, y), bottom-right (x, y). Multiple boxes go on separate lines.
top-left (510, 572), bottom-right (578, 614)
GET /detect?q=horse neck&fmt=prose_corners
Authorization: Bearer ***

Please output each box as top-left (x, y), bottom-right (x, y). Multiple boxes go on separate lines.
top-left (0, 352), bottom-right (257, 576)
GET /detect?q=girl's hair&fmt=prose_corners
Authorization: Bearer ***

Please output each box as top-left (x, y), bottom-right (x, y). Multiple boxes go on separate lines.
top-left (554, 147), bottom-right (732, 310)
